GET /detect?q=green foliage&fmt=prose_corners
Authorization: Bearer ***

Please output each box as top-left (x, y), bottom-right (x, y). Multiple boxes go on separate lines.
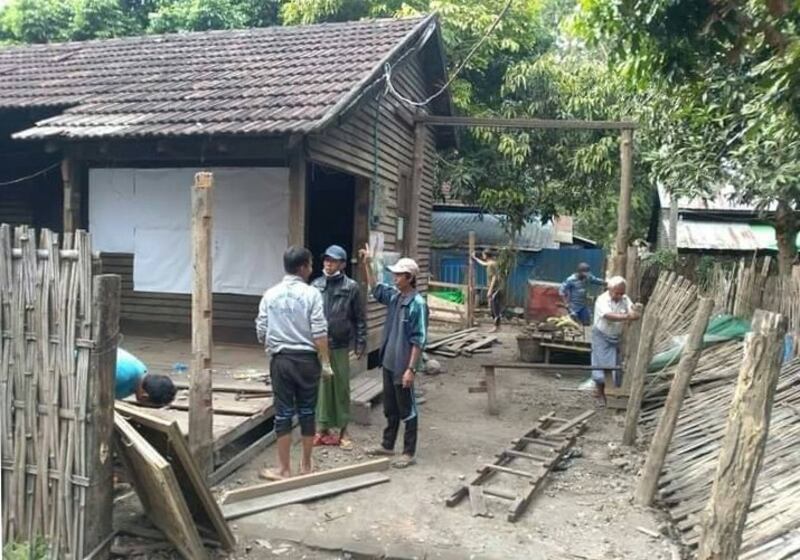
top-left (1, 0), bottom-right (74, 43)
top-left (642, 248), bottom-right (678, 270)
top-left (148, 0), bottom-right (248, 33)
top-left (3, 538), bottom-right (48, 560)
top-left (574, 0), bottom-right (800, 268)
top-left (71, 0), bottom-right (141, 40)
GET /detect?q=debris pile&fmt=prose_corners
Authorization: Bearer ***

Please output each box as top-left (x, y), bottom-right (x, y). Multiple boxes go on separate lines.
top-left (426, 327), bottom-right (500, 358)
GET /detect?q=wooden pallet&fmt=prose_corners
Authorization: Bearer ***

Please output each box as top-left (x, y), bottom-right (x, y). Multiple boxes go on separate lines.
top-left (446, 410), bottom-right (593, 522)
top-left (350, 371), bottom-right (384, 425)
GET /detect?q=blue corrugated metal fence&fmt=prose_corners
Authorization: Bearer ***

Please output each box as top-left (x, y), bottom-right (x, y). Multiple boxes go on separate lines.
top-left (431, 248), bottom-right (606, 307)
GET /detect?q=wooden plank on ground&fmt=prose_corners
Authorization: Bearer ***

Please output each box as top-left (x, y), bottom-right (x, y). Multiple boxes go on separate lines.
top-left (222, 472), bottom-right (390, 520)
top-left (114, 415), bottom-right (209, 560)
top-left (171, 379), bottom-right (270, 395)
top-left (209, 430), bottom-right (277, 487)
top-left (464, 336), bottom-right (497, 353)
top-left (115, 403), bottom-right (236, 550)
top-left (126, 391), bottom-right (271, 416)
top-left (469, 485), bottom-right (489, 517)
top-left (222, 458), bottom-right (390, 504)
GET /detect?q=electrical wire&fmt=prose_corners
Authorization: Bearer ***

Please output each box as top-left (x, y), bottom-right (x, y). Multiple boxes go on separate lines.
top-left (0, 161), bottom-right (60, 187)
top-left (385, 0), bottom-right (514, 108)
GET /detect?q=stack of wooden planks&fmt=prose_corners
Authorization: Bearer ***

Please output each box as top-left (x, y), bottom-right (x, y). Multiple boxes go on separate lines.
top-left (427, 328), bottom-right (499, 358)
top-left (640, 355), bottom-right (800, 558)
top-left (447, 411), bottom-right (593, 521)
top-left (220, 459), bottom-right (391, 520)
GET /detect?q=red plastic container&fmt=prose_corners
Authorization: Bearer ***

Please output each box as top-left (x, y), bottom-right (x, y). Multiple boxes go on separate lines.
top-left (526, 280), bottom-right (565, 322)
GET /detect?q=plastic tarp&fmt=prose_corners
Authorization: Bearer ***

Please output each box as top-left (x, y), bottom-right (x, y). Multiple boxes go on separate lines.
top-left (89, 167), bottom-right (290, 296)
top-left (430, 290), bottom-right (465, 304)
top-left (648, 314), bottom-right (751, 372)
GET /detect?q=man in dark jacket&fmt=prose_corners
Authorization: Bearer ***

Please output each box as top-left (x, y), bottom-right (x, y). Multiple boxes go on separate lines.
top-left (311, 245), bottom-right (367, 449)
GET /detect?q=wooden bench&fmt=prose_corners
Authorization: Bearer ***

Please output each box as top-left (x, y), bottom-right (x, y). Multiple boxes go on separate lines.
top-left (479, 362), bottom-right (622, 415)
top-left (350, 371), bottom-right (384, 425)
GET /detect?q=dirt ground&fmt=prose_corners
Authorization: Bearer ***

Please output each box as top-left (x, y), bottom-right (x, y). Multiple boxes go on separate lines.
top-left (116, 321), bottom-right (681, 560)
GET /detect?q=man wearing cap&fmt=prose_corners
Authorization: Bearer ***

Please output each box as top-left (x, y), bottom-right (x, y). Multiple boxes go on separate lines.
top-left (311, 245), bottom-right (367, 450)
top-left (359, 244), bottom-right (426, 468)
top-left (559, 263), bottom-right (606, 325)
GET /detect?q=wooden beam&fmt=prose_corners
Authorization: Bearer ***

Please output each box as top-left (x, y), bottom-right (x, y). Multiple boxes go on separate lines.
top-left (429, 280), bottom-right (467, 290)
top-left (222, 472), bottom-right (390, 520)
top-left (636, 297), bottom-right (714, 506)
top-left (288, 145), bottom-right (307, 246)
top-left (416, 115), bottom-right (637, 130)
top-left (61, 157), bottom-right (81, 232)
top-left (190, 172), bottom-right (214, 476)
top-left (222, 458), bottom-right (390, 504)
top-left (696, 310), bottom-right (787, 560)
top-left (612, 128), bottom-right (634, 276)
top-left (408, 121), bottom-right (425, 259)
top-left (82, 274), bottom-right (121, 559)
top-left (208, 431), bottom-right (277, 487)
top-left (467, 231), bottom-right (476, 328)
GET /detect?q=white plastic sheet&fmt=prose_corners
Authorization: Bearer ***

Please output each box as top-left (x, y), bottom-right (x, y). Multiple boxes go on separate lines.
top-left (89, 167), bottom-right (290, 295)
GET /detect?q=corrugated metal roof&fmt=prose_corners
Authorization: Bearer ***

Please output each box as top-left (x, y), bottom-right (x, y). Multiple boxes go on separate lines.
top-left (658, 184), bottom-right (777, 213)
top-left (0, 16), bottom-right (436, 140)
top-left (432, 211), bottom-right (557, 252)
top-left (663, 218), bottom-right (799, 251)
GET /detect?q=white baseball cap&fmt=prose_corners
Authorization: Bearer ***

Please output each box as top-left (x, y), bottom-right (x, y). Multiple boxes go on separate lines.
top-left (387, 257), bottom-right (419, 278)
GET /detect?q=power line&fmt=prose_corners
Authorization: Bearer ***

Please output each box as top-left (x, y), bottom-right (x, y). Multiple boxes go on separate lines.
top-left (0, 161), bottom-right (61, 187)
top-left (385, 0), bottom-right (514, 108)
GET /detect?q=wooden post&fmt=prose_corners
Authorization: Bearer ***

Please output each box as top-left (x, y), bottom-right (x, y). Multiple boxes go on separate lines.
top-left (622, 279), bottom-right (661, 445)
top-left (61, 158), bottom-right (81, 232)
top-left (82, 274), bottom-right (120, 558)
top-left (408, 121), bottom-right (425, 259)
top-left (696, 310), bottom-right (787, 560)
top-left (467, 231), bottom-right (476, 327)
top-left (483, 365), bottom-right (498, 415)
top-left (668, 195), bottom-right (679, 251)
top-left (190, 172), bottom-right (214, 476)
top-left (612, 128), bottom-right (633, 276)
top-left (635, 296), bottom-right (714, 506)
top-left (288, 146), bottom-right (306, 246)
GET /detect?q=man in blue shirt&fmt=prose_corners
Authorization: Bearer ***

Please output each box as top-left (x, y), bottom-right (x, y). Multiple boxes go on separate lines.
top-left (559, 263), bottom-right (606, 325)
top-left (359, 245), bottom-right (426, 469)
top-left (115, 348), bottom-right (176, 405)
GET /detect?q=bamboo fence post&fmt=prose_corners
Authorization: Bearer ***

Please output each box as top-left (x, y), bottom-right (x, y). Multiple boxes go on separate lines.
top-left (696, 310), bottom-right (787, 560)
top-left (81, 274), bottom-right (119, 557)
top-left (190, 172), bottom-right (214, 476)
top-left (467, 231), bottom-right (476, 328)
top-left (622, 274), bottom-right (669, 445)
top-left (635, 296), bottom-right (714, 505)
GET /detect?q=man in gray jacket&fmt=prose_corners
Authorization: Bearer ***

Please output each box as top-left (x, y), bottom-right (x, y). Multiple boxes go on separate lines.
top-left (311, 245), bottom-right (367, 449)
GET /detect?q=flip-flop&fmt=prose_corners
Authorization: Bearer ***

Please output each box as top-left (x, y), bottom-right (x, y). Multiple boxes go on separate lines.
top-left (339, 438), bottom-right (354, 451)
top-left (259, 468), bottom-right (286, 481)
top-left (313, 433), bottom-right (327, 446)
top-left (321, 433), bottom-right (340, 446)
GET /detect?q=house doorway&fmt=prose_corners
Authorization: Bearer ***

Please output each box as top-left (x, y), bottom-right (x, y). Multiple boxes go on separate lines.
top-left (306, 164), bottom-right (362, 280)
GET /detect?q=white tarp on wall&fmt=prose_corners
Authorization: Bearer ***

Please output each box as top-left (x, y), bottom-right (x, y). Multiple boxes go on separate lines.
top-left (89, 167), bottom-right (290, 295)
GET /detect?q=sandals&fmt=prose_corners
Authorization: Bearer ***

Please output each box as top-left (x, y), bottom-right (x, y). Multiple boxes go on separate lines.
top-left (392, 454), bottom-right (416, 469)
top-left (366, 446), bottom-right (395, 457)
top-left (339, 437), bottom-right (354, 451)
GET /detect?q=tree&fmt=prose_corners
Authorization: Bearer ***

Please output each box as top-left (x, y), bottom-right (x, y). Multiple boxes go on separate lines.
top-left (1, 0), bottom-right (74, 43)
top-left (575, 0), bottom-right (800, 275)
top-left (71, 0), bottom-right (141, 40)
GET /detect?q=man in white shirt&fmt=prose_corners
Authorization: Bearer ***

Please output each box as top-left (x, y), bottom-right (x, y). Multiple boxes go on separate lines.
top-left (591, 276), bottom-right (640, 406)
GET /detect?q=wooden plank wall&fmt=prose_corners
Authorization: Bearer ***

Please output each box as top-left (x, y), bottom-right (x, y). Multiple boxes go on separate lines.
top-left (100, 253), bottom-right (259, 334)
top-left (307, 53), bottom-right (435, 343)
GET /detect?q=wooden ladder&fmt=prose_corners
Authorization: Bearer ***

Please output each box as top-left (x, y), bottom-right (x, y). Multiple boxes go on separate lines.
top-left (446, 410), bottom-right (593, 522)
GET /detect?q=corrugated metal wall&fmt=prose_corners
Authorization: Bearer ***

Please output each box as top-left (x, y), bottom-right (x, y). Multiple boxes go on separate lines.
top-left (432, 248), bottom-right (606, 307)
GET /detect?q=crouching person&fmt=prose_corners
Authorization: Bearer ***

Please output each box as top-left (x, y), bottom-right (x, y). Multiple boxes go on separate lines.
top-left (359, 244), bottom-right (426, 468)
top-left (256, 246), bottom-right (334, 478)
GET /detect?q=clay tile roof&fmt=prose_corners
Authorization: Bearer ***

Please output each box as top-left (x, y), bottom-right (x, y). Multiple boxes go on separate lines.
top-left (0, 15), bottom-right (435, 140)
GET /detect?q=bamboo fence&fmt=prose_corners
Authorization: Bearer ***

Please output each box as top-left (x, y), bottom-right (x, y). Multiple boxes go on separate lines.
top-left (640, 357), bottom-right (800, 558)
top-left (0, 224), bottom-right (106, 558)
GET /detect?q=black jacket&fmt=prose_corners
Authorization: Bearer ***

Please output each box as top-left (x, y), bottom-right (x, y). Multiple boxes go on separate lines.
top-left (311, 273), bottom-right (367, 353)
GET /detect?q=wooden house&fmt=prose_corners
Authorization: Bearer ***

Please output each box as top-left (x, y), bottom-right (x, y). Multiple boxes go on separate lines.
top-left (0, 16), bottom-right (454, 351)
